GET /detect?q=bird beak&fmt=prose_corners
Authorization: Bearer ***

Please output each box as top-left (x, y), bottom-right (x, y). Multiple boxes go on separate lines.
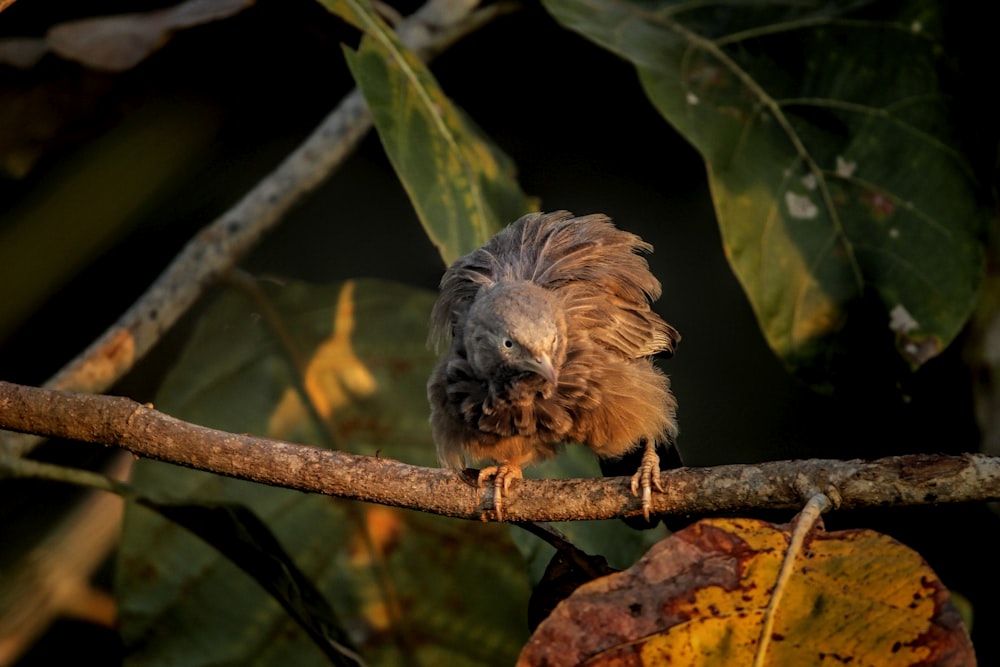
top-left (522, 353), bottom-right (558, 386)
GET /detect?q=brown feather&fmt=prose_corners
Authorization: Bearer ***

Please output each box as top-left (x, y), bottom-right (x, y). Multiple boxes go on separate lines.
top-left (427, 210), bottom-right (680, 492)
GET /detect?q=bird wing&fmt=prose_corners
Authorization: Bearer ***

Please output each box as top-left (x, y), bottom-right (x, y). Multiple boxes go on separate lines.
top-left (517, 211), bottom-right (678, 359)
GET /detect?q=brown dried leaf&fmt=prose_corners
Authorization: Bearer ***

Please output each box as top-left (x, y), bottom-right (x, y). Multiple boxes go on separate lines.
top-left (46, 12), bottom-right (174, 72)
top-left (44, 0), bottom-right (254, 72)
top-left (520, 516), bottom-right (974, 666)
top-left (0, 37), bottom-right (48, 69)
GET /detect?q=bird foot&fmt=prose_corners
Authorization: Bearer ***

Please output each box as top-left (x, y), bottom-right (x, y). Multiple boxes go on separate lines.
top-left (477, 464), bottom-right (523, 521)
top-left (629, 442), bottom-right (664, 522)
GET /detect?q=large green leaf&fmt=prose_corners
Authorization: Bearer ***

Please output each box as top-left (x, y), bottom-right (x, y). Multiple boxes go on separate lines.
top-left (544, 0), bottom-right (987, 386)
top-left (138, 500), bottom-right (363, 667)
top-left (321, 0), bottom-right (532, 265)
top-left (117, 278), bottom-right (531, 666)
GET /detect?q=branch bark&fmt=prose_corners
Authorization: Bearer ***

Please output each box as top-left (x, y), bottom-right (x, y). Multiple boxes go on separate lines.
top-left (3, 380), bottom-right (999, 522)
top-left (0, 0), bottom-right (508, 458)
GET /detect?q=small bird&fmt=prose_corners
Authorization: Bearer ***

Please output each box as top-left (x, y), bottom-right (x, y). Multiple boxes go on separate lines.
top-left (426, 211), bottom-right (679, 521)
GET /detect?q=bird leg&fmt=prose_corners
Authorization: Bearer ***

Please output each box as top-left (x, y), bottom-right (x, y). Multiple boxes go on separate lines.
top-left (629, 439), bottom-right (664, 522)
top-left (477, 464), bottom-right (523, 521)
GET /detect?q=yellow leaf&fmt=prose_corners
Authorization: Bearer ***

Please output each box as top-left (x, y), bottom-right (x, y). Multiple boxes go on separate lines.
top-left (520, 516), bottom-right (974, 666)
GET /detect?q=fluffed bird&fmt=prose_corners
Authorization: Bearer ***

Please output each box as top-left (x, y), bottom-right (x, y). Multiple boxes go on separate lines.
top-left (426, 211), bottom-right (679, 521)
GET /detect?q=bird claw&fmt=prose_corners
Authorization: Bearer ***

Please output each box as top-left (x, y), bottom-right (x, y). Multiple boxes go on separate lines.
top-left (477, 464), bottom-right (522, 521)
top-left (629, 442), bottom-right (664, 522)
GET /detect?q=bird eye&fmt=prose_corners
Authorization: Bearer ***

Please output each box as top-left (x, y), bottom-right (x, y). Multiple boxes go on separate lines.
top-left (502, 337), bottom-right (514, 349)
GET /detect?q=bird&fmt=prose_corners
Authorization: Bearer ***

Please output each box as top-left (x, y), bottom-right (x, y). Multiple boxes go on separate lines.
top-left (426, 210), bottom-right (679, 522)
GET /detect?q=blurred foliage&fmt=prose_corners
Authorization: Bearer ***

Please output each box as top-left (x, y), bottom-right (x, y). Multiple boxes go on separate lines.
top-left (119, 279), bottom-right (531, 665)
top-left (0, 0), bottom-right (254, 72)
top-left (0, 97), bottom-right (224, 342)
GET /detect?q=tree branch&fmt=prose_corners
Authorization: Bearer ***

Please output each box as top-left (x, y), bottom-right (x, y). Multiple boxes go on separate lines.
top-left (0, 0), bottom-right (512, 458)
top-left (3, 380), bottom-right (999, 522)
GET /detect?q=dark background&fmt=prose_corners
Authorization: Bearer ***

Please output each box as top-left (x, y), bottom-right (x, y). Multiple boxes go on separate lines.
top-left (2, 0), bottom-right (996, 663)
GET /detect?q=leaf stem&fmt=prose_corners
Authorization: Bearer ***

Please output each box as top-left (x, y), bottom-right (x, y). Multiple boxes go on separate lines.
top-left (1, 456), bottom-right (136, 500)
top-left (753, 493), bottom-right (832, 667)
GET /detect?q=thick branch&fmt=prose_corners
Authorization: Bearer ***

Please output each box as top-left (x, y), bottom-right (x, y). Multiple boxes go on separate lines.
top-left (0, 0), bottom-right (506, 458)
top-left (2, 380), bottom-right (999, 521)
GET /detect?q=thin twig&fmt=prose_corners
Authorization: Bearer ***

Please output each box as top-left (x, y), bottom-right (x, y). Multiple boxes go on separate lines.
top-left (513, 522), bottom-right (612, 579)
top-left (222, 270), bottom-right (345, 450)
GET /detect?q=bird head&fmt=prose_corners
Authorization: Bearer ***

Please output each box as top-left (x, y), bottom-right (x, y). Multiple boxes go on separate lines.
top-left (464, 281), bottom-right (563, 388)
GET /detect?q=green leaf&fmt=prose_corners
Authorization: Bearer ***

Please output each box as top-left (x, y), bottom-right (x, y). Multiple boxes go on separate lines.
top-left (544, 0), bottom-right (987, 386)
top-left (140, 500), bottom-right (363, 667)
top-left (117, 278), bottom-right (531, 666)
top-left (321, 0), bottom-right (532, 265)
